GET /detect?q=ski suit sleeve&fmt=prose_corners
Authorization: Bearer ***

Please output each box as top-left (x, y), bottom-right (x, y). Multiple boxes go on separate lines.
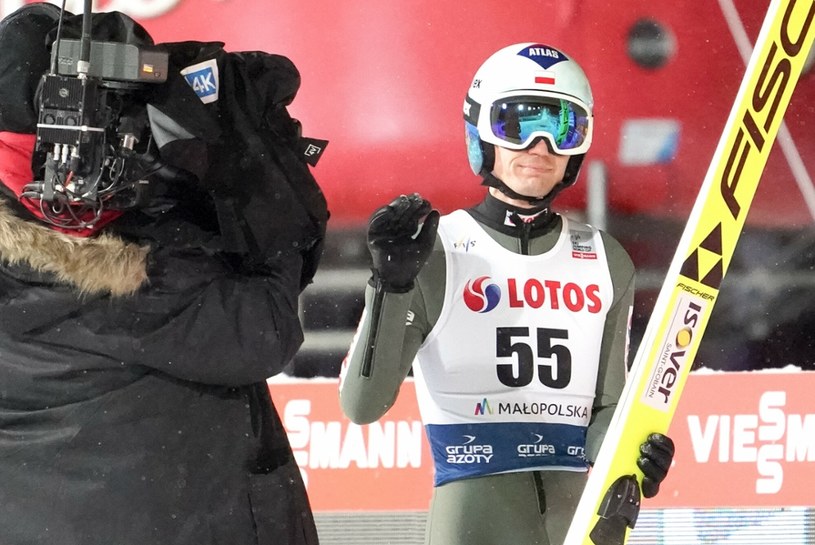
top-left (584, 232), bottom-right (636, 463)
top-left (339, 236), bottom-right (444, 425)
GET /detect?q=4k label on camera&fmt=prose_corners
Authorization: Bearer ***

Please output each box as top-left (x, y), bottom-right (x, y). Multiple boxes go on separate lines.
top-left (563, 1), bottom-right (815, 544)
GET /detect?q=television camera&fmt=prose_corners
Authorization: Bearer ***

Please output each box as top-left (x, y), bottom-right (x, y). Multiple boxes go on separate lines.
top-left (24, 1), bottom-right (168, 230)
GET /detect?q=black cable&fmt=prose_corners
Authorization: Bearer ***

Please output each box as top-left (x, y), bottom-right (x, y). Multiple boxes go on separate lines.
top-left (78, 0), bottom-right (93, 72)
top-left (49, 0), bottom-right (68, 74)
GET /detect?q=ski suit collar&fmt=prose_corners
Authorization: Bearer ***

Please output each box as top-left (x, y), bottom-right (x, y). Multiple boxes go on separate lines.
top-left (467, 192), bottom-right (558, 237)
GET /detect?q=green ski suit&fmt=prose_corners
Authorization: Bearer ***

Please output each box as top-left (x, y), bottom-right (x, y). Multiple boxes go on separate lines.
top-left (340, 193), bottom-right (634, 545)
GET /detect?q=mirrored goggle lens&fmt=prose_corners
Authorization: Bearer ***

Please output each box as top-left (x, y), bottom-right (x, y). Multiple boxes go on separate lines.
top-left (490, 97), bottom-right (590, 152)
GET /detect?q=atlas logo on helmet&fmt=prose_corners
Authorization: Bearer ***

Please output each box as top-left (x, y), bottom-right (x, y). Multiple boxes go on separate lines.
top-left (520, 45), bottom-right (566, 68)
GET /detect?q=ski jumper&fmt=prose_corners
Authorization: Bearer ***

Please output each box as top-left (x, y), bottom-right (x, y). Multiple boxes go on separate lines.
top-left (340, 193), bottom-right (634, 545)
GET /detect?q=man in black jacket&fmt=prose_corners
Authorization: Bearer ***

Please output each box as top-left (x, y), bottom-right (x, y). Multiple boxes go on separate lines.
top-left (0, 4), bottom-right (324, 544)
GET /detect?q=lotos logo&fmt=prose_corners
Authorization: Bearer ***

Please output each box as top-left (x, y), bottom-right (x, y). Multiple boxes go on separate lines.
top-left (463, 276), bottom-right (501, 313)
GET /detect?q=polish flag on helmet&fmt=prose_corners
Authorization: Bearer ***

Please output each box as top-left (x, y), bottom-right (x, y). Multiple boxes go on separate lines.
top-left (535, 71), bottom-right (556, 85)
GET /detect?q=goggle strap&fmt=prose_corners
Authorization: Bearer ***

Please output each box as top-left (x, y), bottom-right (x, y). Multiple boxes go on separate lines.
top-left (463, 96), bottom-right (480, 125)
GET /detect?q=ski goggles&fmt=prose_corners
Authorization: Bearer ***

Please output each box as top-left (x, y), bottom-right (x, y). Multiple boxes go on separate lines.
top-left (484, 94), bottom-right (592, 155)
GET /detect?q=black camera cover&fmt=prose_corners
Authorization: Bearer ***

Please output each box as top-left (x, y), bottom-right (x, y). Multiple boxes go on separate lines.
top-left (0, 3), bottom-right (64, 133)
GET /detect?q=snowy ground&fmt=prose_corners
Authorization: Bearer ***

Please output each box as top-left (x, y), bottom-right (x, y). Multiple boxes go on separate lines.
top-left (630, 507), bottom-right (814, 544)
top-left (311, 507), bottom-right (815, 544)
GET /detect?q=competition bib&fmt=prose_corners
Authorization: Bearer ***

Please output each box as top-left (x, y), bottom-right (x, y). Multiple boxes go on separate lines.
top-left (413, 210), bottom-right (613, 485)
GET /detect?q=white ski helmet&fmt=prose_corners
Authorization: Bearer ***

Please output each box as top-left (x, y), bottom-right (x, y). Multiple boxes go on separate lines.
top-left (464, 43), bottom-right (594, 189)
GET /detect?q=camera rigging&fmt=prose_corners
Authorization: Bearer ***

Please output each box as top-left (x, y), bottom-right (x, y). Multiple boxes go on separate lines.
top-left (24, 0), bottom-right (168, 230)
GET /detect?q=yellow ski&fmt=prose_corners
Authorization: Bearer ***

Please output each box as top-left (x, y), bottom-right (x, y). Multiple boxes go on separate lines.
top-left (563, 1), bottom-right (815, 544)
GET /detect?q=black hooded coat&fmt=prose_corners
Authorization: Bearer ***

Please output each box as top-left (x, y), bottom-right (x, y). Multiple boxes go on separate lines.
top-left (0, 4), bottom-right (324, 544)
top-left (0, 199), bottom-right (318, 545)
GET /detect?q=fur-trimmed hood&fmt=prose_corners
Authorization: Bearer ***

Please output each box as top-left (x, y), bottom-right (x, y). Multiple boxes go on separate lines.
top-left (0, 200), bottom-right (149, 296)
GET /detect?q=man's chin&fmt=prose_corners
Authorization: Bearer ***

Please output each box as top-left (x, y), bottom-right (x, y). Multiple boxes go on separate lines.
top-left (511, 179), bottom-right (557, 197)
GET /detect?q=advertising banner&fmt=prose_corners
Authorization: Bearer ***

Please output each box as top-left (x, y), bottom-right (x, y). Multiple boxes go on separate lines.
top-left (648, 370), bottom-right (815, 508)
top-left (271, 379), bottom-right (433, 512)
top-left (270, 370), bottom-right (815, 512)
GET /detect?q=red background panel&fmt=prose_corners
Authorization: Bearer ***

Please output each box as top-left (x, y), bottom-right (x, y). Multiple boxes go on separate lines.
top-left (5, 0), bottom-right (812, 226)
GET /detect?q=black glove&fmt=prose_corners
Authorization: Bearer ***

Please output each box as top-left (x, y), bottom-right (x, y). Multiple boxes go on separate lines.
top-left (367, 193), bottom-right (440, 293)
top-left (637, 433), bottom-right (675, 498)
